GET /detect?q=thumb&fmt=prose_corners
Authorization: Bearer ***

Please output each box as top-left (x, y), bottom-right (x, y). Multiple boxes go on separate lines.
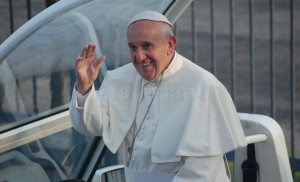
top-left (95, 55), bottom-right (106, 70)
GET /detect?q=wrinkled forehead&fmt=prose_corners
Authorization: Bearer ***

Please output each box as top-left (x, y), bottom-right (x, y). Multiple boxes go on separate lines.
top-left (127, 10), bottom-right (173, 28)
top-left (126, 20), bottom-right (169, 46)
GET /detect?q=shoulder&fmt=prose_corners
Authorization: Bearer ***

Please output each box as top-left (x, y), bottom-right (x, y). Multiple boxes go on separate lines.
top-left (177, 54), bottom-right (221, 87)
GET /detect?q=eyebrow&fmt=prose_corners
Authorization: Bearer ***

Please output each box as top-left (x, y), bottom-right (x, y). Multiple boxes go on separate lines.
top-left (128, 43), bottom-right (134, 46)
top-left (128, 41), bottom-right (154, 47)
top-left (143, 42), bottom-right (153, 46)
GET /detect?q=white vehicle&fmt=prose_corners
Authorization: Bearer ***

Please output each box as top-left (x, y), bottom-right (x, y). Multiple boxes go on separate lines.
top-left (0, 0), bottom-right (293, 181)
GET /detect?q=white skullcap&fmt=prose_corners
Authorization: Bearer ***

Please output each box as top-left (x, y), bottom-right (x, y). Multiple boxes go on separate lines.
top-left (128, 10), bottom-right (173, 28)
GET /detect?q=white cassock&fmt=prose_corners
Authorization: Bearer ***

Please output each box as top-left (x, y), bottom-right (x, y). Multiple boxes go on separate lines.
top-left (70, 52), bottom-right (247, 181)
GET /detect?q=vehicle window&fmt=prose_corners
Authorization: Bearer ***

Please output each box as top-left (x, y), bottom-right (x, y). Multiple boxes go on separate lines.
top-left (0, 128), bottom-right (98, 182)
top-left (0, 0), bottom-right (173, 132)
top-left (0, 0), bottom-right (174, 181)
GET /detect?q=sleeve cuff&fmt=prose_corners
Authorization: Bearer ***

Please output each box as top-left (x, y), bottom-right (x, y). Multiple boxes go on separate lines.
top-left (75, 86), bottom-right (93, 108)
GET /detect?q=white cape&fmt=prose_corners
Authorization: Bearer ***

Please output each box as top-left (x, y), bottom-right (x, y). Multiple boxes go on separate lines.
top-left (70, 52), bottom-right (247, 163)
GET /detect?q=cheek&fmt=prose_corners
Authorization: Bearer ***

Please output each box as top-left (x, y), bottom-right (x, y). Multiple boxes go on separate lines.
top-left (129, 53), bottom-right (136, 62)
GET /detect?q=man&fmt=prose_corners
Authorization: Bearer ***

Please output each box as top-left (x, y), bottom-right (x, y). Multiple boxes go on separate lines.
top-left (70, 11), bottom-right (247, 181)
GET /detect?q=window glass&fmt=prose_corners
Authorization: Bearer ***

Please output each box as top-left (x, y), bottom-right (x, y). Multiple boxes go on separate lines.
top-left (0, 0), bottom-right (174, 181)
top-left (0, 0), bottom-right (173, 132)
top-left (0, 128), bottom-right (97, 181)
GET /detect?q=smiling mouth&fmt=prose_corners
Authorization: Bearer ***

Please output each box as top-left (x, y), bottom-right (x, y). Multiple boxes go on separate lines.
top-left (141, 62), bottom-right (150, 67)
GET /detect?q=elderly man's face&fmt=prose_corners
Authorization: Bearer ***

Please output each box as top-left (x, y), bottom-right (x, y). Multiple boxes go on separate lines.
top-left (127, 20), bottom-right (175, 81)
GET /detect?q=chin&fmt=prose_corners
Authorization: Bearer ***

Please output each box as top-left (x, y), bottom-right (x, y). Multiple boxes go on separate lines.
top-left (141, 76), bottom-right (152, 81)
top-left (141, 73), bottom-right (155, 80)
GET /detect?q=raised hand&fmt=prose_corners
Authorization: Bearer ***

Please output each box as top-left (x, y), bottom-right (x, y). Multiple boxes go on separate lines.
top-left (75, 43), bottom-right (106, 95)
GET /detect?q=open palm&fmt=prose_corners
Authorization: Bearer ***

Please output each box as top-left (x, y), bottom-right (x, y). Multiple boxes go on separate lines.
top-left (75, 43), bottom-right (106, 94)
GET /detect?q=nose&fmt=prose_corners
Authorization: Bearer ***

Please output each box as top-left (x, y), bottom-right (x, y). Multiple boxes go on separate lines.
top-left (135, 48), bottom-right (146, 62)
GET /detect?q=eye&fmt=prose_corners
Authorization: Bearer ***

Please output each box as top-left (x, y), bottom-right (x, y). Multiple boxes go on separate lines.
top-left (128, 44), bottom-right (137, 52)
top-left (143, 42), bottom-right (153, 50)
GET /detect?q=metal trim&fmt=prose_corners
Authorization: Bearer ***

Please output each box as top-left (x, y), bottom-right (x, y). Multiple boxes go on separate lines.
top-left (0, 110), bottom-right (71, 153)
top-left (164, 0), bottom-right (193, 25)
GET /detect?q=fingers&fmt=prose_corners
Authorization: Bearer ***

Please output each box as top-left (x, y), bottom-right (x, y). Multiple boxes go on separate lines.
top-left (80, 44), bottom-right (88, 58)
top-left (95, 55), bottom-right (106, 69)
top-left (91, 45), bottom-right (96, 59)
top-left (80, 43), bottom-right (96, 59)
top-left (86, 44), bottom-right (95, 58)
top-left (77, 43), bottom-right (106, 70)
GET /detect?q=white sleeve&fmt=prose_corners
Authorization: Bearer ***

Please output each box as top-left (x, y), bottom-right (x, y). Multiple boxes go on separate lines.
top-left (172, 155), bottom-right (230, 182)
top-left (75, 88), bottom-right (91, 108)
top-left (69, 79), bottom-right (109, 136)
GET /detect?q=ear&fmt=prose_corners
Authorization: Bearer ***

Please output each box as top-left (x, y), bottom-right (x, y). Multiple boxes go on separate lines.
top-left (167, 36), bottom-right (176, 55)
